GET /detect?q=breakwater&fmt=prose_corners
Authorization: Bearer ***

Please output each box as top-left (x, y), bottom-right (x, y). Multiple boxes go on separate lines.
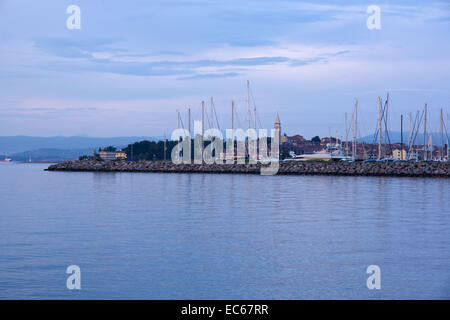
top-left (46, 160), bottom-right (450, 177)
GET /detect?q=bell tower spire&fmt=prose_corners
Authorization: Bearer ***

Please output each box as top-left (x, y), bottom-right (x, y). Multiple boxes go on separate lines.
top-left (274, 113), bottom-right (281, 147)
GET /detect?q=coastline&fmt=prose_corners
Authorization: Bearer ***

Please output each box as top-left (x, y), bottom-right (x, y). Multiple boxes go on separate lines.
top-left (46, 160), bottom-right (450, 178)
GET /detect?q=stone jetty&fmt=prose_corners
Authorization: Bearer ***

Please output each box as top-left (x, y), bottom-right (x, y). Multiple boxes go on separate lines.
top-left (46, 160), bottom-right (450, 177)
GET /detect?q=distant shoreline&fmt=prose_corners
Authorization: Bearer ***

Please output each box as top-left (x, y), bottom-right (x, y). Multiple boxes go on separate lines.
top-left (46, 160), bottom-right (450, 178)
top-left (7, 161), bottom-right (59, 164)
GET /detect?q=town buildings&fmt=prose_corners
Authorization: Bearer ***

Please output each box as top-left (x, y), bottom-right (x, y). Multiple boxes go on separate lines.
top-left (99, 150), bottom-right (127, 161)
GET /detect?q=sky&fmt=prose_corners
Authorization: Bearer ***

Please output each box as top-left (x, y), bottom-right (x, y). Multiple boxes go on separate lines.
top-left (0, 0), bottom-right (449, 138)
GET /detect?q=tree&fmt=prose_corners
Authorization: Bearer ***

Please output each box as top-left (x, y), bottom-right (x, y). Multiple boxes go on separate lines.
top-left (311, 136), bottom-right (321, 144)
top-left (103, 146), bottom-right (117, 152)
top-left (122, 140), bottom-right (179, 161)
top-left (280, 150), bottom-right (290, 160)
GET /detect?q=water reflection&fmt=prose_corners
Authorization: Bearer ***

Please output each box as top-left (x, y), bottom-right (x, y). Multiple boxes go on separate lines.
top-left (0, 164), bottom-right (449, 299)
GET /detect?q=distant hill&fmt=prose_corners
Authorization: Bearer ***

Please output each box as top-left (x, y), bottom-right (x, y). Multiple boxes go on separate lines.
top-left (0, 136), bottom-right (159, 154)
top-left (359, 131), bottom-right (446, 145)
top-left (9, 148), bottom-right (93, 162)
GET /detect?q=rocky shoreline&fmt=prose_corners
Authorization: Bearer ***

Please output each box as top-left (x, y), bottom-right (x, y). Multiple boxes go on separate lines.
top-left (46, 160), bottom-right (450, 177)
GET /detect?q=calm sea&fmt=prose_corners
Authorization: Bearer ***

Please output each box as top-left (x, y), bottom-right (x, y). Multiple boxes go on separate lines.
top-left (0, 162), bottom-right (449, 299)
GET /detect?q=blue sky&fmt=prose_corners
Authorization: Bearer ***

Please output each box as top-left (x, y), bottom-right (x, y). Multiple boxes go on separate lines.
top-left (0, 0), bottom-right (449, 138)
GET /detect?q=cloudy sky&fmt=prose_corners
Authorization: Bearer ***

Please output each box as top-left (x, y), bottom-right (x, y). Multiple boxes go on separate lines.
top-left (0, 0), bottom-right (449, 138)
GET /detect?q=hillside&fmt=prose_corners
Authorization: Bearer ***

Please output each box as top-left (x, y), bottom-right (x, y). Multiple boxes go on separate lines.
top-left (9, 148), bottom-right (93, 162)
top-left (0, 136), bottom-right (159, 154)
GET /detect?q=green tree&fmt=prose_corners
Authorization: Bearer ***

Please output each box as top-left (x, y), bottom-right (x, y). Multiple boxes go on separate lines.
top-left (311, 136), bottom-right (321, 144)
top-left (122, 140), bottom-right (179, 161)
top-left (103, 146), bottom-right (117, 152)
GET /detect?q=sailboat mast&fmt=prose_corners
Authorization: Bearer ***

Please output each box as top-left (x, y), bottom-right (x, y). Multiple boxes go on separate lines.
top-left (378, 97), bottom-right (382, 160)
top-left (345, 112), bottom-right (348, 156)
top-left (253, 96), bottom-right (257, 132)
top-left (177, 111), bottom-right (181, 158)
top-left (445, 113), bottom-right (450, 162)
top-left (231, 101), bottom-right (234, 133)
top-left (384, 94), bottom-right (388, 158)
top-left (354, 98), bottom-right (358, 161)
top-left (210, 97), bottom-right (214, 129)
top-left (409, 112), bottom-right (412, 148)
top-left (429, 135), bottom-right (433, 160)
top-left (188, 108), bottom-right (191, 136)
top-left (336, 129), bottom-right (339, 147)
top-left (416, 110), bottom-right (420, 160)
top-left (424, 103), bottom-right (427, 160)
top-left (201, 101), bottom-right (205, 162)
top-left (246, 80), bottom-right (250, 131)
top-left (401, 114), bottom-right (403, 160)
top-left (439, 109), bottom-right (443, 160)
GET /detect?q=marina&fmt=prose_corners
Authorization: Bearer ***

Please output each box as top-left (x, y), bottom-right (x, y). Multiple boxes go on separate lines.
top-left (75, 84), bottom-right (450, 169)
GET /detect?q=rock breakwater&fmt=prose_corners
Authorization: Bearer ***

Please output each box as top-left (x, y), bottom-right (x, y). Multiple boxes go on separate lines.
top-left (46, 160), bottom-right (450, 177)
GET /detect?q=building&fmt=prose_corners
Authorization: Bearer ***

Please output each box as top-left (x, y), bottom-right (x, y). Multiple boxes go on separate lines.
top-left (392, 149), bottom-right (407, 160)
top-left (274, 113), bottom-right (281, 147)
top-left (99, 150), bottom-right (127, 161)
top-left (115, 151), bottom-right (127, 160)
top-left (99, 151), bottom-right (116, 161)
top-left (282, 134), bottom-right (306, 146)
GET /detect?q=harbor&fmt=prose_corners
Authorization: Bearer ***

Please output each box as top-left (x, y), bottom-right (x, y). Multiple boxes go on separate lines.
top-left (51, 82), bottom-right (449, 176)
top-left (46, 84), bottom-right (450, 178)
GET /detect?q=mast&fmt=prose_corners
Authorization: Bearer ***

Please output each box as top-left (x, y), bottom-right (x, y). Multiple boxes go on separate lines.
top-left (231, 100), bottom-right (234, 133)
top-left (354, 98), bottom-right (358, 161)
top-left (336, 129), bottom-right (339, 148)
top-left (409, 112), bottom-right (412, 148)
top-left (188, 108), bottom-right (191, 136)
top-left (345, 112), bottom-right (348, 156)
top-left (401, 114), bottom-right (403, 160)
top-left (177, 110), bottom-right (181, 159)
top-left (445, 113), bottom-right (450, 162)
top-left (210, 97), bottom-right (214, 129)
top-left (253, 95), bottom-right (257, 132)
top-left (201, 101), bottom-right (205, 162)
top-left (246, 80), bottom-right (250, 131)
top-left (440, 108), bottom-right (443, 160)
top-left (254, 105), bottom-right (257, 132)
top-left (415, 110), bottom-right (420, 160)
top-left (352, 98), bottom-right (358, 161)
top-left (378, 97), bottom-right (382, 160)
top-left (384, 94), bottom-right (388, 158)
top-left (424, 103), bottom-right (427, 160)
top-left (429, 135), bottom-right (433, 160)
